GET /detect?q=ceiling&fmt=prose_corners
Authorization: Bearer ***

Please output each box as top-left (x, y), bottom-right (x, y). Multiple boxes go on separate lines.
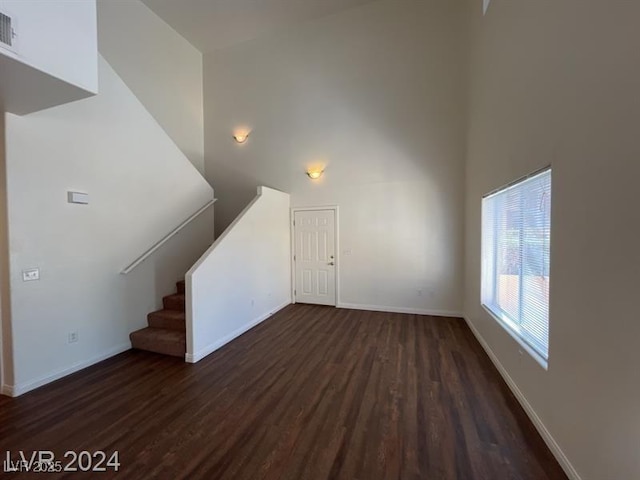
top-left (141, 0), bottom-right (378, 53)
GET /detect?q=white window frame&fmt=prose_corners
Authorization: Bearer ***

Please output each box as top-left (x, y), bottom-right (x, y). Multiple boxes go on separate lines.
top-left (481, 167), bottom-right (551, 369)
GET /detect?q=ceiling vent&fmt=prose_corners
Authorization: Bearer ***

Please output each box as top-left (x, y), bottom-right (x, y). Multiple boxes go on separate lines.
top-left (0, 10), bottom-right (17, 52)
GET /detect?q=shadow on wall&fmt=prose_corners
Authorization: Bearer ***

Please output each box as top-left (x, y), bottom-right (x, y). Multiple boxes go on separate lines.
top-left (120, 207), bottom-right (215, 333)
top-left (210, 162), bottom-right (264, 236)
top-left (0, 113), bottom-right (14, 389)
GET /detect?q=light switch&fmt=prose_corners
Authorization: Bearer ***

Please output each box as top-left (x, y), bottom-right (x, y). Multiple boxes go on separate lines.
top-left (22, 268), bottom-right (40, 282)
top-left (67, 191), bottom-right (89, 204)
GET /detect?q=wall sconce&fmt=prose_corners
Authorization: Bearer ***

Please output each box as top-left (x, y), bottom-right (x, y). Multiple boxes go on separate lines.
top-left (306, 168), bottom-right (324, 180)
top-left (233, 131), bottom-right (250, 144)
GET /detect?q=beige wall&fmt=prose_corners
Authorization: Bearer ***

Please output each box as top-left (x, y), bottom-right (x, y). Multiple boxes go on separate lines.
top-left (97, 0), bottom-right (205, 174)
top-left (204, 0), bottom-right (467, 315)
top-left (464, 1), bottom-right (640, 479)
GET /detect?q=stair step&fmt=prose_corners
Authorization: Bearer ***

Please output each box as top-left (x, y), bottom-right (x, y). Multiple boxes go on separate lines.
top-left (163, 293), bottom-right (185, 311)
top-left (130, 327), bottom-right (185, 357)
top-left (176, 280), bottom-right (185, 295)
top-left (147, 309), bottom-right (185, 331)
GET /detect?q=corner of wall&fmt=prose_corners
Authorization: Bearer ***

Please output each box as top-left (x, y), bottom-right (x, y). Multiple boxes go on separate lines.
top-left (0, 111), bottom-right (15, 392)
top-left (187, 186), bottom-right (291, 362)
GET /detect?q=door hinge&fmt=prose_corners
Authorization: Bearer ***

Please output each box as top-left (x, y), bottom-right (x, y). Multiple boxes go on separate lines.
top-left (293, 254), bottom-right (296, 261)
top-left (293, 220), bottom-right (295, 226)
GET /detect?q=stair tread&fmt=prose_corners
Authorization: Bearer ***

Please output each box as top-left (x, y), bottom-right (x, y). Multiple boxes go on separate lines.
top-left (130, 327), bottom-right (185, 341)
top-left (147, 309), bottom-right (185, 332)
top-left (149, 309), bottom-right (185, 319)
top-left (134, 278), bottom-right (187, 358)
top-left (164, 293), bottom-right (185, 301)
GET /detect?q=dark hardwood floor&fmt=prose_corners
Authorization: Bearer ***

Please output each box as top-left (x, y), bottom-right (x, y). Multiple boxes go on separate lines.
top-left (0, 304), bottom-right (567, 479)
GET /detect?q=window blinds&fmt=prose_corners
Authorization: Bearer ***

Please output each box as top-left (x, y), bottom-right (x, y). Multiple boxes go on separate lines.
top-left (481, 168), bottom-right (552, 360)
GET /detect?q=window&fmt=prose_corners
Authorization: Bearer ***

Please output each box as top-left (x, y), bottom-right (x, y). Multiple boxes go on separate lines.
top-left (481, 168), bottom-right (551, 364)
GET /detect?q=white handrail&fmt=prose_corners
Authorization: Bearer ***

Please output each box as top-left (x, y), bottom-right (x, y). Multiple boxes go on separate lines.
top-left (120, 199), bottom-right (216, 274)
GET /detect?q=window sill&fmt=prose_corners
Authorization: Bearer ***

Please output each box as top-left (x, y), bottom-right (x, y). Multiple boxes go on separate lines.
top-left (481, 304), bottom-right (549, 370)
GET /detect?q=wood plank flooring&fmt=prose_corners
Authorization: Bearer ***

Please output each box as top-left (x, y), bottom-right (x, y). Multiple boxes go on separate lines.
top-left (0, 304), bottom-right (567, 479)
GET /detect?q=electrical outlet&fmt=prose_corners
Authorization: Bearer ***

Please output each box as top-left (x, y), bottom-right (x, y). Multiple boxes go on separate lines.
top-left (68, 331), bottom-right (78, 344)
top-left (22, 268), bottom-right (40, 282)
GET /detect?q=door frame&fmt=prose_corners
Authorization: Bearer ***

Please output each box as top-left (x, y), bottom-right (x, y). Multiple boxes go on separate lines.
top-left (290, 205), bottom-right (340, 306)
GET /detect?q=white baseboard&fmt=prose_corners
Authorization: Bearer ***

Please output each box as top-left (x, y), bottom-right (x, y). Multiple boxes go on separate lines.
top-left (463, 316), bottom-right (581, 480)
top-left (186, 300), bottom-right (291, 363)
top-left (3, 342), bottom-right (131, 398)
top-left (337, 302), bottom-right (462, 318)
top-left (1, 383), bottom-right (15, 396)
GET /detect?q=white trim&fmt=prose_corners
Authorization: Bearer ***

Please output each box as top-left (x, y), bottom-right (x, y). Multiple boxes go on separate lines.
top-left (185, 300), bottom-right (290, 363)
top-left (463, 316), bottom-right (582, 480)
top-left (290, 205), bottom-right (340, 307)
top-left (289, 208), bottom-right (296, 303)
top-left (3, 342), bottom-right (131, 397)
top-left (1, 383), bottom-right (14, 396)
top-left (337, 302), bottom-right (462, 318)
top-left (121, 198), bottom-right (216, 274)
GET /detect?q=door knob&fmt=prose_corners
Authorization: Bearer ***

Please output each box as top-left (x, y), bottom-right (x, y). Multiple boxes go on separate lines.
top-left (328, 262), bottom-right (335, 266)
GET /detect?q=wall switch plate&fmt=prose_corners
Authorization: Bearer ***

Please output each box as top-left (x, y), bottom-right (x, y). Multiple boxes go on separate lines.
top-left (67, 191), bottom-right (89, 204)
top-left (22, 268), bottom-right (40, 281)
top-left (68, 331), bottom-right (78, 343)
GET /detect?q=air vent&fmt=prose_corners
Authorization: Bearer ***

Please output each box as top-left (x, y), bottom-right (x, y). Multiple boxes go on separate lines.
top-left (0, 11), bottom-right (16, 50)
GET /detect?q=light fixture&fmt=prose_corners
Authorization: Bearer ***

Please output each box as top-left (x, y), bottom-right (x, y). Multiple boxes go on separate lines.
top-left (306, 168), bottom-right (324, 180)
top-left (233, 130), bottom-right (250, 144)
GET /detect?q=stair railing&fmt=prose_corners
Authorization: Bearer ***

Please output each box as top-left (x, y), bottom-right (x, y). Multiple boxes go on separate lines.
top-left (120, 199), bottom-right (216, 274)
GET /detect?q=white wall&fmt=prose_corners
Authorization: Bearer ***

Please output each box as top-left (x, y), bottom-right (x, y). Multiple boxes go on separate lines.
top-left (187, 186), bottom-right (290, 362)
top-left (204, 0), bottom-right (467, 315)
top-left (1, 56), bottom-right (213, 395)
top-left (0, 0), bottom-right (98, 92)
top-left (464, 1), bottom-right (640, 479)
top-left (97, 0), bottom-right (205, 174)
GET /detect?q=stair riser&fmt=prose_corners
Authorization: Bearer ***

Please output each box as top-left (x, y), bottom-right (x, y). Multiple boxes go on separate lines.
top-left (148, 314), bottom-right (185, 331)
top-left (163, 296), bottom-right (185, 311)
top-left (130, 332), bottom-right (185, 358)
top-left (131, 339), bottom-right (184, 357)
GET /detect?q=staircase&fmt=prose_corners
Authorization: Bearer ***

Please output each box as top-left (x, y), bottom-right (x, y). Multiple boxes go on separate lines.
top-left (130, 280), bottom-right (186, 357)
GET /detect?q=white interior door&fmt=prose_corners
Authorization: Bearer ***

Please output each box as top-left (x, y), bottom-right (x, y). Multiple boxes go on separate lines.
top-left (294, 209), bottom-right (336, 306)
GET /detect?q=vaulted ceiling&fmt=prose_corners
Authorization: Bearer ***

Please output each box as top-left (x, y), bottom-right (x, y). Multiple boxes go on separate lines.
top-left (141, 0), bottom-right (378, 52)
